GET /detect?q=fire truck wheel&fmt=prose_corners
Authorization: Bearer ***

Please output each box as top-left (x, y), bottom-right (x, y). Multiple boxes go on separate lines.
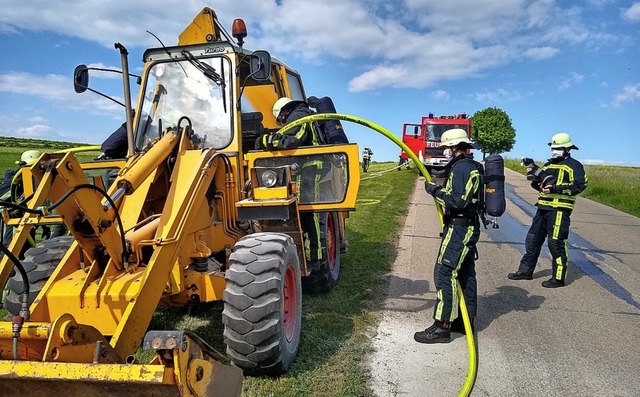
top-left (302, 212), bottom-right (341, 294)
top-left (223, 232), bottom-right (302, 376)
top-left (3, 236), bottom-right (74, 316)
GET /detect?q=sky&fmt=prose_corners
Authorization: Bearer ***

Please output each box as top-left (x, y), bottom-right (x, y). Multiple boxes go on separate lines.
top-left (0, 0), bottom-right (639, 166)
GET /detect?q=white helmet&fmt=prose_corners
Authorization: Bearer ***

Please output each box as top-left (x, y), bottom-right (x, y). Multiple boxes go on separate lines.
top-left (272, 97), bottom-right (293, 119)
top-left (440, 128), bottom-right (473, 148)
top-left (16, 149), bottom-right (41, 166)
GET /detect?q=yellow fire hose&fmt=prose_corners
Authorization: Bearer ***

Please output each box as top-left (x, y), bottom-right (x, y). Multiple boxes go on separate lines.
top-left (277, 113), bottom-right (477, 396)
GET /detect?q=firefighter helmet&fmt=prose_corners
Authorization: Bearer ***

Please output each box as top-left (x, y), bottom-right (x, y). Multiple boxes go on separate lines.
top-left (272, 97), bottom-right (293, 119)
top-left (548, 132), bottom-right (578, 150)
top-left (15, 150), bottom-right (42, 166)
top-left (440, 128), bottom-right (472, 148)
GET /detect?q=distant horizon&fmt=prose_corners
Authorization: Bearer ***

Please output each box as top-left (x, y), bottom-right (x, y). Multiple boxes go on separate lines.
top-left (1, 134), bottom-right (638, 168)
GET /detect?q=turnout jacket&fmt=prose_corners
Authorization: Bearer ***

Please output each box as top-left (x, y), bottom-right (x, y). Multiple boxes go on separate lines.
top-left (263, 103), bottom-right (322, 149)
top-left (533, 154), bottom-right (587, 211)
top-left (433, 154), bottom-right (482, 219)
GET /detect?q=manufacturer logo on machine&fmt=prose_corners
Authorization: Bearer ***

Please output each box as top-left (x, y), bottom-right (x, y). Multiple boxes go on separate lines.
top-left (205, 46), bottom-right (226, 54)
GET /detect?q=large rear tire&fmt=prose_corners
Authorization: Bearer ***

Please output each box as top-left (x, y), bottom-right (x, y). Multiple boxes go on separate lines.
top-left (3, 236), bottom-right (74, 315)
top-left (302, 212), bottom-right (341, 294)
top-left (222, 233), bottom-right (302, 376)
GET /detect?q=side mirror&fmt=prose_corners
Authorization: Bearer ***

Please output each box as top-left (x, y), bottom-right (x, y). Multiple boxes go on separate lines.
top-left (74, 65), bottom-right (89, 93)
top-left (250, 50), bottom-right (272, 81)
top-left (413, 126), bottom-right (419, 139)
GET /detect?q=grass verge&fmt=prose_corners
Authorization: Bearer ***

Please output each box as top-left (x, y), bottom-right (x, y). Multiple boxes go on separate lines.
top-left (239, 162), bottom-right (417, 396)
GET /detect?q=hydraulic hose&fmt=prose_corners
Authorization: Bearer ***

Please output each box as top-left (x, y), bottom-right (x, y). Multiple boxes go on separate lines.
top-left (275, 113), bottom-right (477, 396)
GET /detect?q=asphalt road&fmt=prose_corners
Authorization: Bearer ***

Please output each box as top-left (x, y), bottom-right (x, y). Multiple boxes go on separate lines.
top-left (367, 168), bottom-right (640, 397)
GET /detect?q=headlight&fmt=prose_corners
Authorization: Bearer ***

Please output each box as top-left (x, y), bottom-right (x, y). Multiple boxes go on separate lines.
top-left (260, 169), bottom-right (278, 187)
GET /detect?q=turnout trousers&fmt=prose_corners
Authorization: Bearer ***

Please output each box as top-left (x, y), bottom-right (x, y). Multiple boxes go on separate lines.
top-left (433, 222), bottom-right (480, 323)
top-left (518, 208), bottom-right (571, 281)
top-left (298, 164), bottom-right (327, 263)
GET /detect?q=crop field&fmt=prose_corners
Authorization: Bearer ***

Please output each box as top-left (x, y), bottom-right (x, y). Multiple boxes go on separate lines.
top-left (0, 137), bottom-right (100, 172)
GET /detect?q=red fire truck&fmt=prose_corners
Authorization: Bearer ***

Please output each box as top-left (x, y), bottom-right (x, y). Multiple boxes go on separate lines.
top-left (398, 112), bottom-right (472, 174)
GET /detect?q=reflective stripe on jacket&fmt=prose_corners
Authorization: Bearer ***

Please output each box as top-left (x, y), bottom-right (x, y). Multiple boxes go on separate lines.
top-left (434, 154), bottom-right (481, 216)
top-left (536, 155), bottom-right (587, 211)
top-left (270, 105), bottom-right (321, 149)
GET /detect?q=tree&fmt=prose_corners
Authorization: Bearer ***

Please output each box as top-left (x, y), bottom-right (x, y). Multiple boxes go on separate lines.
top-left (471, 107), bottom-right (516, 157)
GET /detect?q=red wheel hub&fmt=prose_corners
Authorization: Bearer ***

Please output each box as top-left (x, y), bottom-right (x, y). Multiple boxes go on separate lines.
top-left (327, 215), bottom-right (336, 270)
top-left (282, 264), bottom-right (298, 341)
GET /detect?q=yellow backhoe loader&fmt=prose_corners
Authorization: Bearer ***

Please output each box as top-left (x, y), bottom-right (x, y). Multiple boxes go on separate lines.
top-left (0, 7), bottom-right (360, 396)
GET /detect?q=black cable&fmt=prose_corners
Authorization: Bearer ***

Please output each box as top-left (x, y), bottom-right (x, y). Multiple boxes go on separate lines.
top-left (0, 237), bottom-right (30, 316)
top-left (47, 184), bottom-right (129, 268)
top-left (0, 200), bottom-right (42, 215)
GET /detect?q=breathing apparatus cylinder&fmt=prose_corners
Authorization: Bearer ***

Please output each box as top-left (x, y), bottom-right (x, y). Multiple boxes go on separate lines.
top-left (483, 154), bottom-right (506, 217)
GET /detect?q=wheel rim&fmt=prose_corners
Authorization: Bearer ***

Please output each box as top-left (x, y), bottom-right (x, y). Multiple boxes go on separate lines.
top-left (283, 264), bottom-right (298, 341)
top-left (327, 214), bottom-right (336, 270)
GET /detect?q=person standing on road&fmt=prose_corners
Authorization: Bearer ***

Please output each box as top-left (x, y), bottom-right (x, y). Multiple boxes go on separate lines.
top-left (257, 97), bottom-right (327, 271)
top-left (414, 129), bottom-right (482, 344)
top-left (508, 132), bottom-right (587, 288)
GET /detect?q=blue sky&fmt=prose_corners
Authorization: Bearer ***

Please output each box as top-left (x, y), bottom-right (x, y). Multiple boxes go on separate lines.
top-left (1, 0), bottom-right (639, 166)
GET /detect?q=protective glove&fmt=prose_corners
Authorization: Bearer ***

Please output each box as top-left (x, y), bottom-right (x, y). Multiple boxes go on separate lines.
top-left (521, 157), bottom-right (535, 167)
top-left (539, 175), bottom-right (556, 193)
top-left (526, 163), bottom-right (543, 181)
top-left (254, 135), bottom-right (266, 150)
top-left (424, 181), bottom-right (442, 197)
top-left (255, 134), bottom-right (275, 150)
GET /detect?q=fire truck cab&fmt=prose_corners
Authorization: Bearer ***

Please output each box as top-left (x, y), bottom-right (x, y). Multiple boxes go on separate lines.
top-left (399, 112), bottom-right (471, 175)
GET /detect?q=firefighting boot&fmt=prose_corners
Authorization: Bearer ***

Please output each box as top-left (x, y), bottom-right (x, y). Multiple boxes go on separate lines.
top-left (450, 316), bottom-right (475, 335)
top-left (414, 321), bottom-right (451, 344)
top-left (508, 271), bottom-right (533, 280)
top-left (542, 278), bottom-right (565, 288)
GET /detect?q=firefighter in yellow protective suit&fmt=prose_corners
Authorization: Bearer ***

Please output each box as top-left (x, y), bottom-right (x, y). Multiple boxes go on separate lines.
top-left (508, 132), bottom-right (588, 288)
top-left (414, 129), bottom-right (482, 344)
top-left (258, 97), bottom-right (327, 270)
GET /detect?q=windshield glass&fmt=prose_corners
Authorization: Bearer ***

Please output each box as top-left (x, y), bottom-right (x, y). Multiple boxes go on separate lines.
top-left (136, 56), bottom-right (232, 150)
top-left (426, 124), bottom-right (469, 141)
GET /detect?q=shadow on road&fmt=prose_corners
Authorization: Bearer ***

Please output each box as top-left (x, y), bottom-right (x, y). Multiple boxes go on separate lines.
top-left (476, 285), bottom-right (545, 332)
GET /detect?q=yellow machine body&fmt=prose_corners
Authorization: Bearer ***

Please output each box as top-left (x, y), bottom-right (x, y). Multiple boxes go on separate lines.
top-left (0, 7), bottom-right (360, 396)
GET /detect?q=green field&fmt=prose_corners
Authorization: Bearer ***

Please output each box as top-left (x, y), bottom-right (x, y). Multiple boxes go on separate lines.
top-left (0, 137), bottom-right (100, 173)
top-left (504, 158), bottom-right (640, 217)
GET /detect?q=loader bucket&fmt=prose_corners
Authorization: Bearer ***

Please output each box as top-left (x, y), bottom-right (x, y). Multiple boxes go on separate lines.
top-left (0, 362), bottom-right (177, 397)
top-left (0, 359), bottom-right (242, 397)
top-left (0, 330), bottom-right (243, 397)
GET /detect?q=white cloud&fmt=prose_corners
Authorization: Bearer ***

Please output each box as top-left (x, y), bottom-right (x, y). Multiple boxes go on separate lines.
top-left (431, 90), bottom-right (450, 101)
top-left (583, 158), bottom-right (640, 167)
top-left (611, 83), bottom-right (640, 107)
top-left (0, 1), bottom-right (625, 92)
top-left (472, 88), bottom-right (522, 104)
top-left (29, 116), bottom-right (49, 124)
top-left (523, 46), bottom-right (559, 60)
top-left (557, 72), bottom-right (585, 91)
top-left (0, 71), bottom-right (122, 115)
top-left (16, 124), bottom-right (54, 138)
top-left (623, 3), bottom-right (640, 21)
